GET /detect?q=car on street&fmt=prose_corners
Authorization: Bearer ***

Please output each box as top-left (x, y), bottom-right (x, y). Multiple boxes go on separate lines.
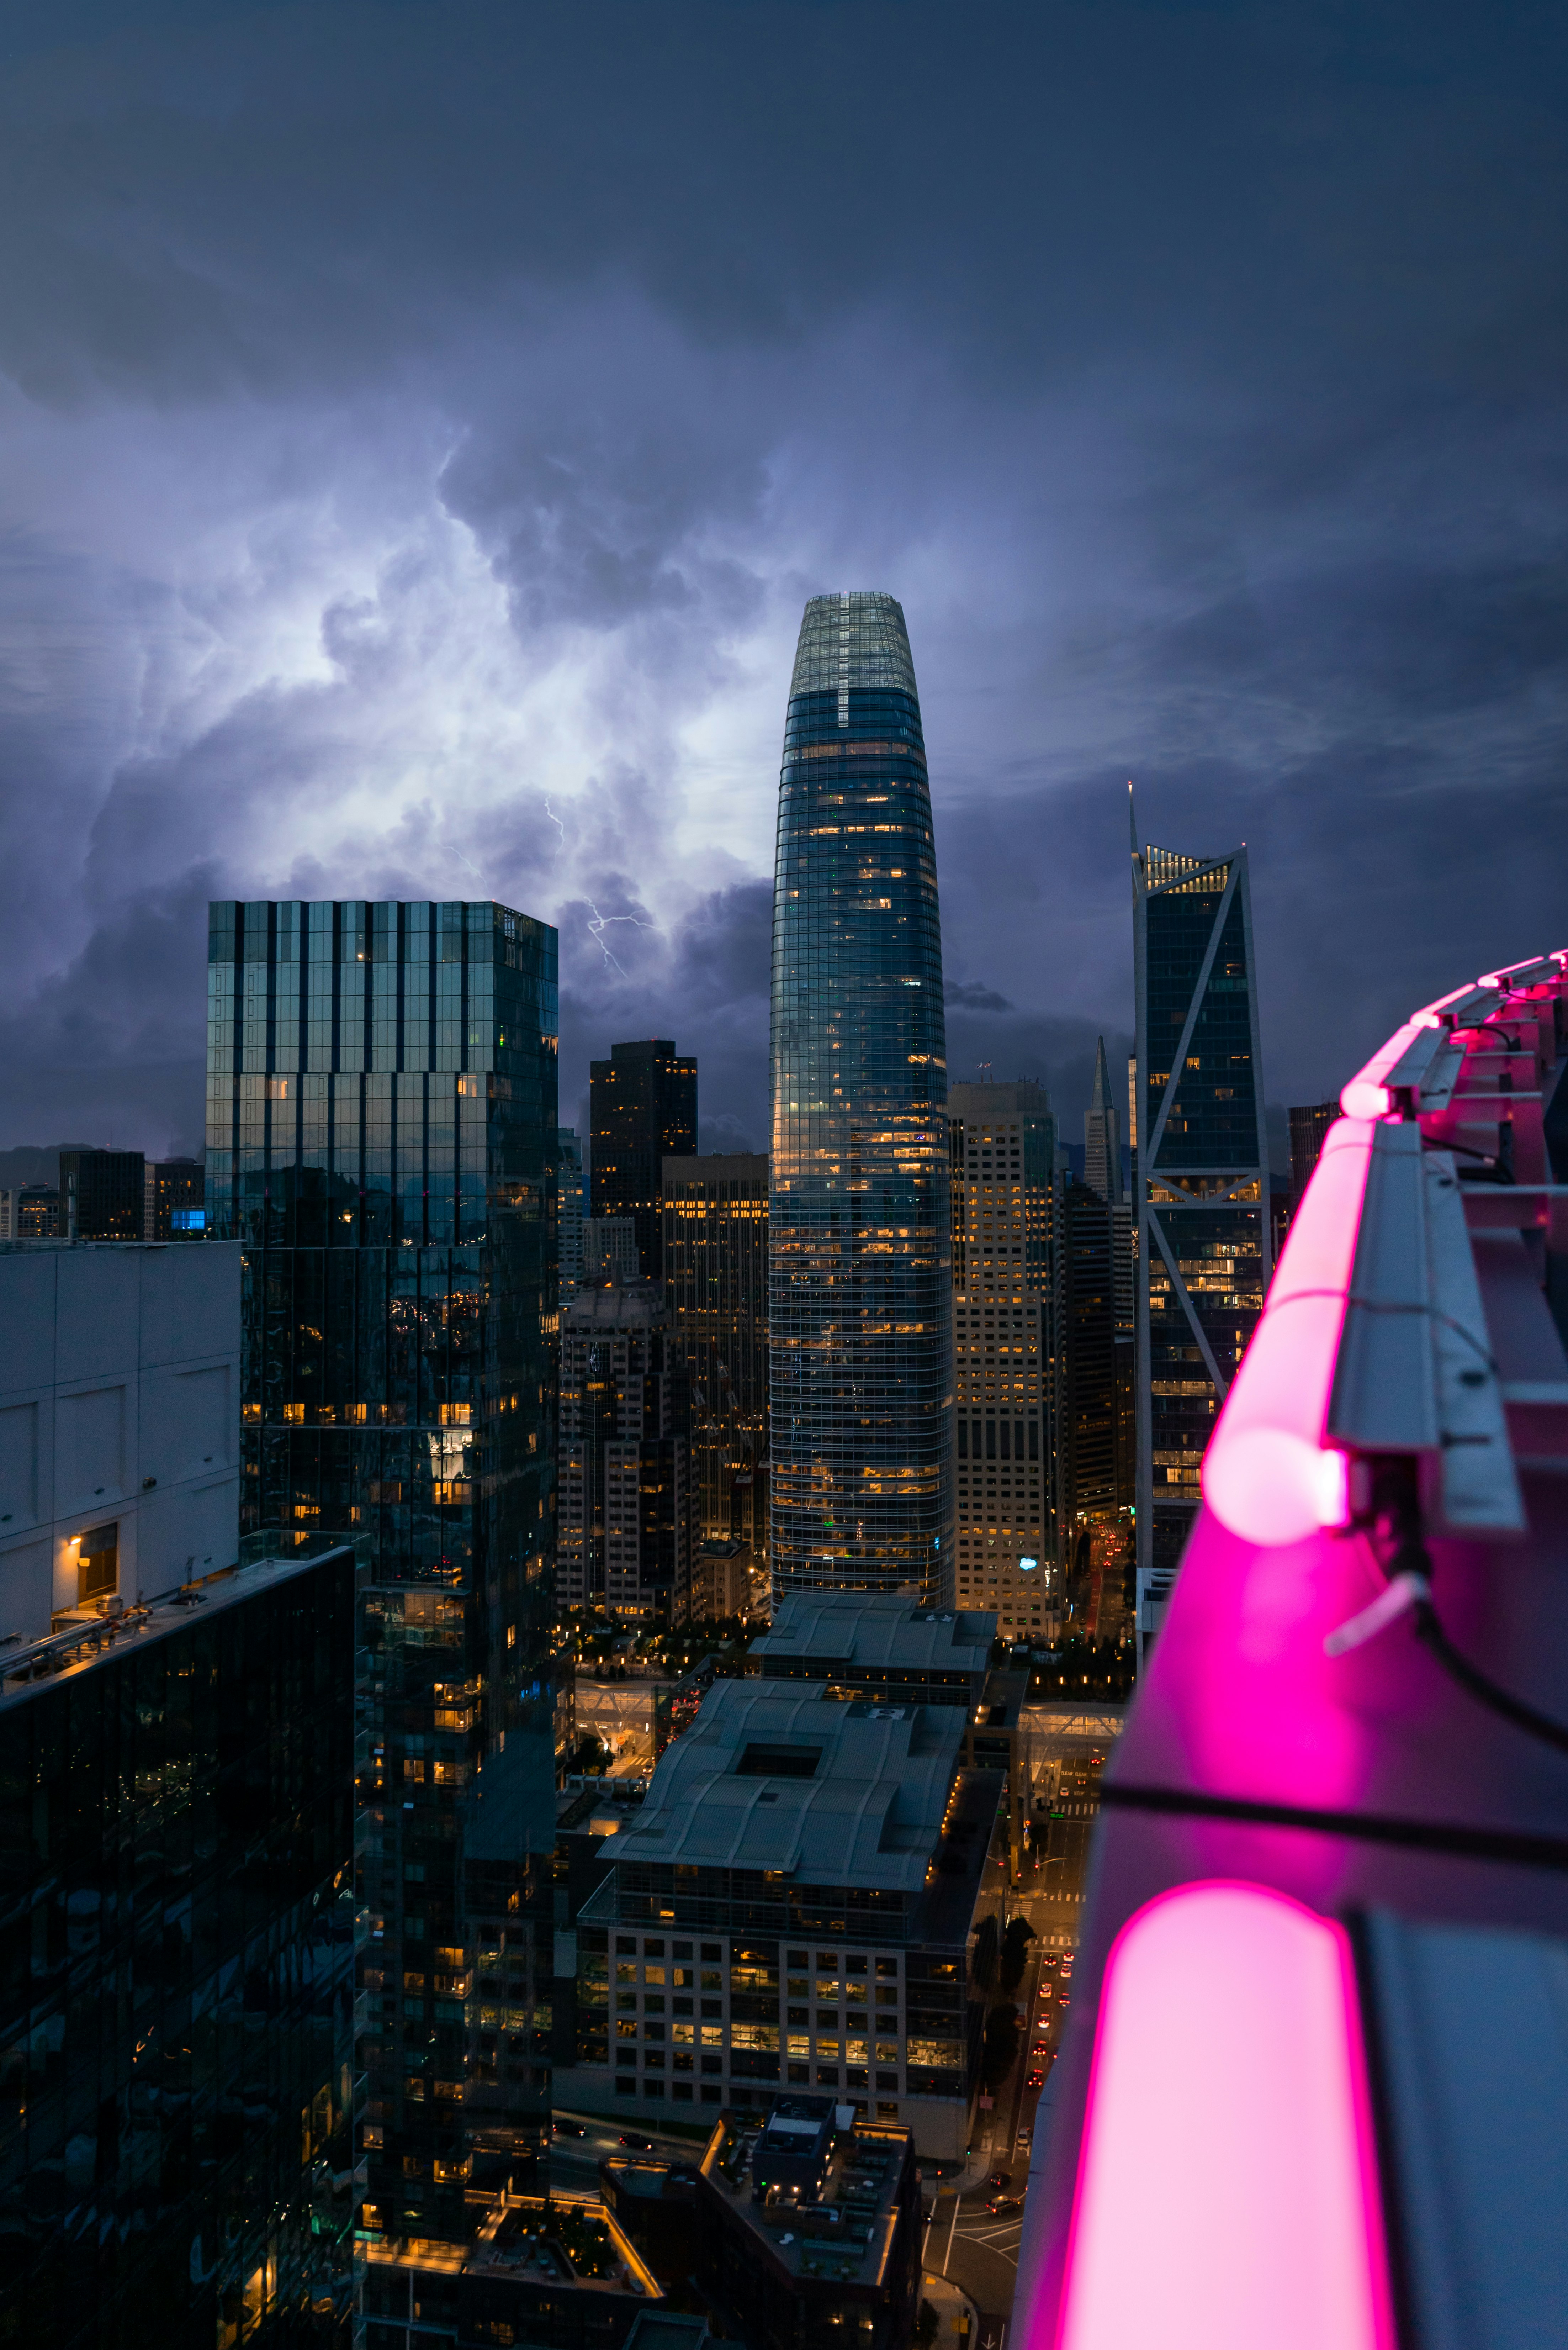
top-left (619, 2131), bottom-right (654, 2150)
top-left (552, 2119), bottom-right (586, 2137)
top-left (987, 2193), bottom-right (1025, 2216)
top-left (987, 2171), bottom-right (1011, 2190)
top-left (1025, 2070), bottom-right (1045, 2091)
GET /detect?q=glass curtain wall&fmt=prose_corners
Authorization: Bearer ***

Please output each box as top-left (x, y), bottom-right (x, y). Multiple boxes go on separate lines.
top-left (207, 898), bottom-right (559, 2251)
top-left (0, 1547), bottom-right (359, 2348)
top-left (769, 593), bottom-right (953, 1604)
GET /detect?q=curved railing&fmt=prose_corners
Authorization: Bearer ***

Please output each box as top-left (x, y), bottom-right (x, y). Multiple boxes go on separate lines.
top-left (1014, 950), bottom-right (1568, 2348)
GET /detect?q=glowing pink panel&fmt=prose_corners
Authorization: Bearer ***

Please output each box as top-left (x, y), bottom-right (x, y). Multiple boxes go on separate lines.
top-left (1054, 1883), bottom-right (1393, 2350)
top-left (1201, 1116), bottom-right (1374, 1544)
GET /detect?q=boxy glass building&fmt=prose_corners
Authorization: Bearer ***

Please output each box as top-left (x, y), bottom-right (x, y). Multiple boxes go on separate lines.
top-left (769, 593), bottom-right (954, 1605)
top-left (0, 1543), bottom-right (360, 2348)
top-left (206, 898), bottom-right (559, 2250)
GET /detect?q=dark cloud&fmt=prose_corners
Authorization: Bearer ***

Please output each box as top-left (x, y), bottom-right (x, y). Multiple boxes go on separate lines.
top-left (945, 980), bottom-right (1015, 1014)
top-left (0, 2), bottom-right (1563, 1157)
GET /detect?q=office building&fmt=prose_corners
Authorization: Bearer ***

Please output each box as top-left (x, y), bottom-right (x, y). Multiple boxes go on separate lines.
top-left (59, 1147), bottom-right (144, 1240)
top-left (747, 1588), bottom-right (994, 1711)
top-left (662, 1152), bottom-right (768, 1568)
top-left (590, 1040), bottom-right (697, 1280)
top-left (582, 1214), bottom-right (640, 1286)
top-left (555, 1679), bottom-right (1007, 2159)
top-left (0, 1538), bottom-right (361, 2346)
top-left (558, 1126), bottom-right (586, 1298)
top-left (1289, 1099), bottom-right (1339, 1197)
top-left (1055, 1178), bottom-right (1134, 1639)
top-left (143, 1154), bottom-right (206, 1239)
top-left (558, 1282), bottom-right (693, 1625)
top-left (948, 1079), bottom-right (1056, 1638)
top-left (205, 896), bottom-right (559, 2253)
top-left (769, 592), bottom-right (954, 1605)
top-left (1131, 827), bottom-right (1269, 1642)
top-left (0, 1184), bottom-right (58, 1240)
top-left (0, 1240), bottom-right (240, 1638)
top-left (696, 2108), bottom-right (921, 2350)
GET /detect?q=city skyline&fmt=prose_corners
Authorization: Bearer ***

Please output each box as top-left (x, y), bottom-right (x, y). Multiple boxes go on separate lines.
top-left (0, 14), bottom-right (1558, 1177)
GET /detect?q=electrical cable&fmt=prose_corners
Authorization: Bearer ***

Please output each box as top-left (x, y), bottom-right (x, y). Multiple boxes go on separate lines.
top-left (1345, 1467), bottom-right (1568, 1762)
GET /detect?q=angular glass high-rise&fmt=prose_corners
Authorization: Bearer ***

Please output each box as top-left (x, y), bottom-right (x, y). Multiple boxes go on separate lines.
top-left (769, 592), bottom-right (953, 1602)
top-left (206, 897), bottom-right (558, 2254)
top-left (1132, 832), bottom-right (1270, 1645)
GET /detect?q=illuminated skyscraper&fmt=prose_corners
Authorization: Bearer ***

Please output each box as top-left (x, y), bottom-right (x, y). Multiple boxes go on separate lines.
top-left (589, 1038), bottom-right (696, 1279)
top-left (949, 1080), bottom-right (1057, 1637)
top-left (769, 591), bottom-right (953, 1602)
top-left (662, 1150), bottom-right (770, 1562)
top-left (1132, 823), bottom-right (1270, 1646)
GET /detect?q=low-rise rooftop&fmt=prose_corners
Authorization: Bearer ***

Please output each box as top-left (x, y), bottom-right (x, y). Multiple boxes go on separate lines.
top-left (610, 1681), bottom-right (963, 1890)
top-left (749, 1591), bottom-right (995, 1686)
top-left (699, 2108), bottom-right (915, 2293)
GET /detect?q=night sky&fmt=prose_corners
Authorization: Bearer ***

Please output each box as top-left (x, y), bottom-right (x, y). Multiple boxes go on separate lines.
top-left (1, 2), bottom-right (1563, 1168)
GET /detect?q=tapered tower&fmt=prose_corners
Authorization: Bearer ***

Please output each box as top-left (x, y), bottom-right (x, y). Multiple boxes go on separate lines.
top-left (769, 592), bottom-right (954, 1602)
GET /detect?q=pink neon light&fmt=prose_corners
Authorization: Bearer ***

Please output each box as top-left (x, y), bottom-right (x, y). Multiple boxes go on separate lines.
top-left (1053, 1882), bottom-right (1394, 2350)
top-left (1200, 1117), bottom-right (1374, 1545)
top-left (1338, 1009), bottom-right (1441, 1119)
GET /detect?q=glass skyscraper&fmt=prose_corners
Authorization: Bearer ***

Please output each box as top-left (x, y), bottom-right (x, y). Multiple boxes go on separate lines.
top-left (206, 898), bottom-right (558, 2252)
top-left (769, 592), bottom-right (954, 1603)
top-left (1132, 835), bottom-right (1270, 1643)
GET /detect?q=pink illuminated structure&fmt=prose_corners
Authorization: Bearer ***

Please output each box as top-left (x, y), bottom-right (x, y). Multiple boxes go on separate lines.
top-left (1017, 950), bottom-right (1568, 2350)
top-left (1055, 1885), bottom-right (1393, 2350)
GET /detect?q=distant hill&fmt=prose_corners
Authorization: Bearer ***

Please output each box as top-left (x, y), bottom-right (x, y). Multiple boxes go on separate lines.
top-left (0, 1144), bottom-right (102, 1193)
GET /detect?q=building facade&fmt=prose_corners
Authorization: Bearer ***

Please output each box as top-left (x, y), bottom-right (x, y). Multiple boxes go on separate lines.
top-left (1288, 1099), bottom-right (1339, 1197)
top-left (557, 1127), bottom-right (585, 1299)
top-left (1055, 1178), bottom-right (1134, 1636)
top-left (59, 1147), bottom-right (144, 1241)
top-left (1082, 1036), bottom-right (1122, 1205)
top-left (662, 1152), bottom-right (768, 1568)
top-left (769, 592), bottom-right (953, 1605)
top-left (1132, 834), bottom-right (1270, 1639)
top-left (0, 1541), bottom-right (361, 2347)
top-left (144, 1155), bottom-right (206, 1239)
top-left (557, 1281), bottom-right (693, 1625)
top-left (205, 896), bottom-right (559, 2252)
top-left (581, 1215), bottom-right (639, 1286)
top-left (0, 1241), bottom-right (240, 1639)
top-left (590, 1040), bottom-right (697, 1281)
top-left (948, 1080), bottom-right (1057, 1638)
top-left (555, 1680), bottom-right (1006, 2160)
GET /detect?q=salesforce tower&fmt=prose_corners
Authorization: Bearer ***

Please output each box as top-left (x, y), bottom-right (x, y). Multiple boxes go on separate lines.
top-left (769, 591), bottom-right (954, 1603)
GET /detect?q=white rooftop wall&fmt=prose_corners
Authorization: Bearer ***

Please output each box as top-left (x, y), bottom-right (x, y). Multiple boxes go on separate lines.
top-left (0, 1243), bottom-right (241, 1642)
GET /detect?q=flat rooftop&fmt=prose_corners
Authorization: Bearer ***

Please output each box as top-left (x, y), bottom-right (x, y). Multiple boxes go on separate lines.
top-left (466, 2196), bottom-right (660, 2301)
top-left (749, 1592), bottom-right (995, 1678)
top-left (610, 1682), bottom-right (965, 1890)
top-left (700, 2111), bottom-right (914, 2293)
top-left (0, 1544), bottom-right (357, 1710)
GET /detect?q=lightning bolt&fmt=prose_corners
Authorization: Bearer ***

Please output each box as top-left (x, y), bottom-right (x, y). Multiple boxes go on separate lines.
top-left (544, 795), bottom-right (567, 855)
top-left (585, 902), bottom-right (653, 977)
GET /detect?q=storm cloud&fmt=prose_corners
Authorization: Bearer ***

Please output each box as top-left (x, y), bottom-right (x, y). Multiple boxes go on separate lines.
top-left (0, 1), bottom-right (1563, 1158)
